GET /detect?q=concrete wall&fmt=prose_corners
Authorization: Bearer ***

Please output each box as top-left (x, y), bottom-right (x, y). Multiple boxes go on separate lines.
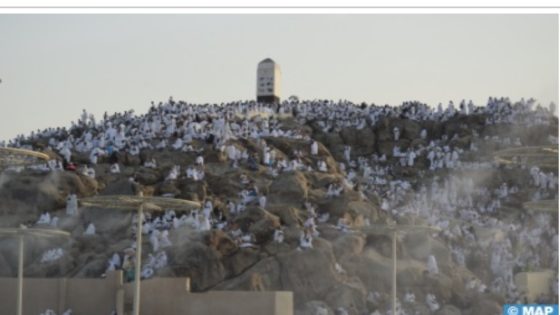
top-left (515, 269), bottom-right (555, 303)
top-left (0, 272), bottom-right (121, 315)
top-left (133, 289), bottom-right (293, 315)
top-left (0, 272), bottom-right (293, 315)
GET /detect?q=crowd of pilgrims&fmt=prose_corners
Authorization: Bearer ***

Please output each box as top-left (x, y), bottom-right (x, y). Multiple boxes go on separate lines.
top-left (3, 96), bottom-right (558, 314)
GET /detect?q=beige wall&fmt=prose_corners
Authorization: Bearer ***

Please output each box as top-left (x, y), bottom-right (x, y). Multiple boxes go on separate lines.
top-left (133, 289), bottom-right (293, 315)
top-left (0, 272), bottom-right (121, 315)
top-left (0, 272), bottom-right (293, 315)
top-left (515, 269), bottom-right (555, 303)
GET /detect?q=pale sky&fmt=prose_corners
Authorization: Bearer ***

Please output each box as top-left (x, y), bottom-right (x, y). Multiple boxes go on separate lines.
top-left (0, 14), bottom-right (557, 141)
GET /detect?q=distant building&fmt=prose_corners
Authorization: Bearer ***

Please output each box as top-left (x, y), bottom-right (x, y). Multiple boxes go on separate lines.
top-left (256, 58), bottom-right (281, 103)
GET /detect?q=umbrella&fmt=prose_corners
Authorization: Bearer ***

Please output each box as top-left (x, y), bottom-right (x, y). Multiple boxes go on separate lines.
top-left (80, 194), bottom-right (200, 315)
top-left (0, 147), bottom-right (50, 170)
top-left (0, 227), bottom-right (70, 315)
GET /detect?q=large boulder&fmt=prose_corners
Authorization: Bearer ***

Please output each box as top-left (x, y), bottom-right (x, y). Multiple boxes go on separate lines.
top-left (332, 233), bottom-right (366, 259)
top-left (214, 255), bottom-right (282, 291)
top-left (99, 178), bottom-right (136, 195)
top-left (267, 206), bottom-right (304, 227)
top-left (177, 179), bottom-right (207, 201)
top-left (275, 240), bottom-right (362, 309)
top-left (169, 241), bottom-right (226, 291)
top-left (155, 180), bottom-right (181, 197)
top-left (221, 248), bottom-right (264, 279)
top-left (134, 167), bottom-right (161, 185)
top-left (205, 230), bottom-right (238, 257)
top-left (268, 171), bottom-right (309, 207)
top-left (205, 173), bottom-right (242, 198)
top-left (0, 171), bottom-right (97, 216)
top-left (339, 127), bottom-right (375, 156)
top-left (233, 207), bottom-right (280, 244)
top-left (346, 201), bottom-right (382, 224)
top-left (402, 232), bottom-right (452, 274)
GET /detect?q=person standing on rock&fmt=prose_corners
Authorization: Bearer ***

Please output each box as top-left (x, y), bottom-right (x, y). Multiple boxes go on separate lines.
top-left (393, 126), bottom-right (400, 141)
top-left (344, 145), bottom-right (351, 162)
top-left (258, 193), bottom-right (267, 209)
top-left (310, 140), bottom-right (319, 156)
top-left (66, 193), bottom-right (78, 216)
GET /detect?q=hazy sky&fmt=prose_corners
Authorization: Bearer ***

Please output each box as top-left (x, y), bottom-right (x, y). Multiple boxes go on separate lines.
top-left (0, 14), bottom-right (557, 141)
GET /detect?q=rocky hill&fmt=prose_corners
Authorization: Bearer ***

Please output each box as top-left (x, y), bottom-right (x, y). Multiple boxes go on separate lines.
top-left (0, 99), bottom-right (557, 315)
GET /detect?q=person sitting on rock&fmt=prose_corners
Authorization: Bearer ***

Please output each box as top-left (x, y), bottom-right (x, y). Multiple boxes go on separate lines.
top-left (36, 212), bottom-right (51, 225)
top-left (166, 165), bottom-right (180, 181)
top-left (273, 228), bottom-right (284, 243)
top-left (235, 202), bottom-right (246, 214)
top-left (181, 143), bottom-right (195, 152)
top-left (304, 201), bottom-right (316, 217)
top-left (317, 211), bottom-right (330, 224)
top-left (110, 163), bottom-right (121, 174)
top-left (110, 252), bottom-right (121, 269)
top-left (425, 293), bottom-right (440, 312)
top-left (106, 258), bottom-right (118, 273)
top-left (84, 222), bottom-right (96, 236)
top-left (226, 200), bottom-right (236, 216)
top-left (299, 229), bottom-right (313, 250)
top-left (327, 183), bottom-right (343, 197)
top-left (128, 143), bottom-right (140, 156)
top-left (171, 137), bottom-right (184, 150)
top-left (404, 290), bottom-right (415, 304)
top-left (141, 266), bottom-right (154, 279)
top-left (89, 147), bottom-right (104, 165)
top-left (195, 154), bottom-right (204, 168)
top-left (427, 255), bottom-right (439, 275)
top-left (334, 262), bottom-right (346, 275)
top-left (336, 216), bottom-right (350, 232)
top-left (304, 216), bottom-right (320, 237)
top-left (82, 164), bottom-right (96, 179)
top-left (239, 233), bottom-right (256, 248)
top-left (40, 248), bottom-right (64, 264)
top-left (143, 158), bottom-right (157, 168)
top-left (317, 160), bottom-right (328, 172)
